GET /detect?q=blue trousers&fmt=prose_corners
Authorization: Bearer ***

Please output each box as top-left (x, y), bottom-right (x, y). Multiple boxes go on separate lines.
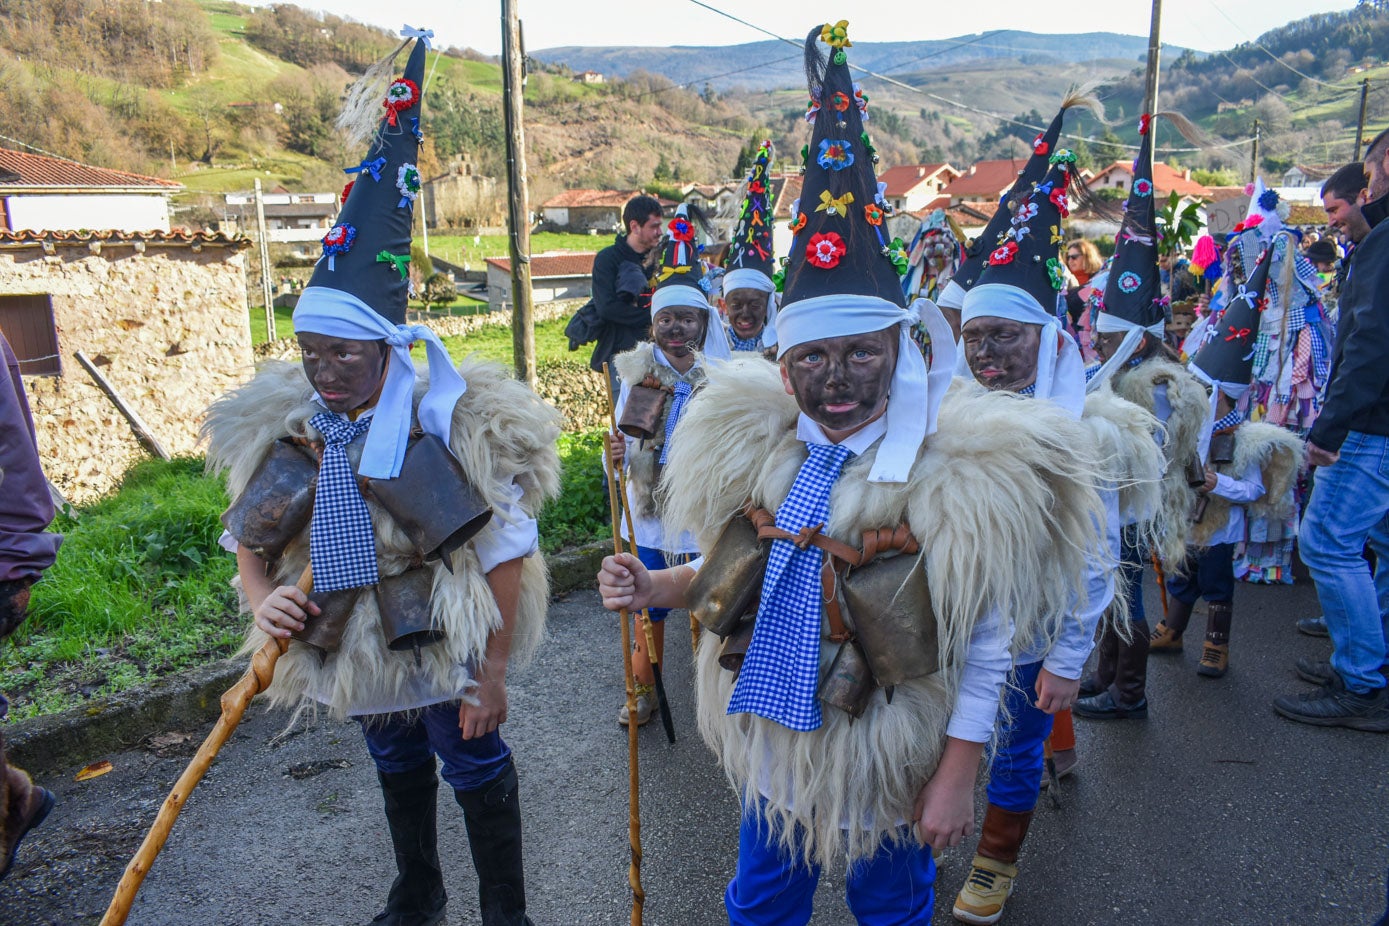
top-left (358, 700), bottom-right (512, 792)
top-left (1119, 534), bottom-right (1147, 625)
top-left (986, 661), bottom-right (1053, 813)
top-left (725, 808), bottom-right (935, 925)
top-left (636, 545), bottom-right (680, 622)
top-left (1300, 431), bottom-right (1389, 694)
top-left (1166, 543), bottom-right (1236, 604)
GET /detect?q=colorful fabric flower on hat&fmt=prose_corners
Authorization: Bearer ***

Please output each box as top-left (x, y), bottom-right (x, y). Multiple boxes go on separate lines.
top-left (1244, 214), bottom-right (1264, 229)
top-left (1032, 133), bottom-right (1049, 156)
top-left (1048, 148), bottom-right (1077, 166)
top-left (1118, 270), bottom-right (1142, 293)
top-left (789, 213), bottom-right (807, 234)
top-left (1047, 257), bottom-right (1066, 291)
top-left (807, 232), bottom-right (847, 269)
top-left (383, 78), bottom-right (420, 127)
top-left (805, 89), bottom-right (822, 123)
top-left (830, 91), bottom-right (851, 113)
top-left (771, 256), bottom-right (789, 292)
top-left (859, 131), bottom-right (877, 164)
top-left (884, 237), bottom-right (909, 276)
top-left (340, 180), bottom-right (356, 205)
top-left (989, 240), bottom-right (1019, 265)
top-left (396, 163), bottom-right (421, 209)
top-left (817, 139), bottom-right (854, 171)
top-left (1049, 188), bottom-right (1070, 217)
top-left (1258, 188), bottom-right (1280, 211)
top-left (321, 223), bottom-right (356, 270)
top-left (853, 84), bottom-right (869, 120)
top-left (1243, 182), bottom-right (1255, 196)
top-left (1138, 113), bottom-right (1152, 136)
top-left (1133, 178), bottom-right (1153, 197)
top-left (1012, 201), bottom-right (1039, 225)
top-left (816, 189), bottom-right (854, 216)
top-left (864, 203), bottom-right (885, 226)
top-left (821, 20), bottom-right (851, 48)
top-left (668, 215), bottom-right (694, 242)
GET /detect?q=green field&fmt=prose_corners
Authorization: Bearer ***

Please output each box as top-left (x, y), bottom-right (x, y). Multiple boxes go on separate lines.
top-left (427, 232), bottom-right (605, 270)
top-left (441, 317), bottom-right (574, 367)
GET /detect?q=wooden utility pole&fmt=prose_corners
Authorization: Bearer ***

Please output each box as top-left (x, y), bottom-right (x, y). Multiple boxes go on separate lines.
top-left (502, 0), bottom-right (536, 388)
top-left (1354, 78), bottom-right (1371, 160)
top-left (253, 178), bottom-right (275, 341)
top-left (1250, 119), bottom-right (1261, 184)
top-left (1141, 0), bottom-right (1162, 120)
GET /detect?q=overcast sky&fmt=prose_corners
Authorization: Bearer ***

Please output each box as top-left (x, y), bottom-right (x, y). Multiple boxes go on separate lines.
top-left (293, 0), bottom-right (1358, 56)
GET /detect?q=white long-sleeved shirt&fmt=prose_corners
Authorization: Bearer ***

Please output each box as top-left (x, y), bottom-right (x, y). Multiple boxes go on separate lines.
top-left (1205, 458), bottom-right (1265, 547)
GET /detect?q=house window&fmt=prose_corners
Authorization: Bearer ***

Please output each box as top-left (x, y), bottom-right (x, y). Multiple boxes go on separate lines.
top-left (0, 294), bottom-right (60, 375)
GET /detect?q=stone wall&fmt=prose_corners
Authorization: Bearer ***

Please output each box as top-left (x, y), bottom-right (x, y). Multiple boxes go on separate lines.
top-left (0, 233), bottom-right (253, 502)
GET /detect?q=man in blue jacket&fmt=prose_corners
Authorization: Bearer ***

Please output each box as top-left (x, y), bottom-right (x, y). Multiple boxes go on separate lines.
top-left (1276, 128), bottom-right (1389, 731)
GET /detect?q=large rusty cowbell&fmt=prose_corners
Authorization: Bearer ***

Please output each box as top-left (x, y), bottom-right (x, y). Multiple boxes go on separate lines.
top-left (375, 567), bottom-right (441, 657)
top-left (220, 438), bottom-right (319, 560)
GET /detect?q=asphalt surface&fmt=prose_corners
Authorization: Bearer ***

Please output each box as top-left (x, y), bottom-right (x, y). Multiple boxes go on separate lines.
top-left (4, 577), bottom-right (1388, 926)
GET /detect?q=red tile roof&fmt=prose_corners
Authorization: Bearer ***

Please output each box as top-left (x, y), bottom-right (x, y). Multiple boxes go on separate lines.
top-left (0, 147), bottom-right (181, 190)
top-left (942, 159), bottom-right (1029, 199)
top-left (1087, 161), bottom-right (1213, 198)
top-left (769, 174), bottom-right (804, 219)
top-left (878, 163), bottom-right (957, 198)
top-left (541, 189), bottom-right (640, 209)
top-left (946, 201), bottom-right (1000, 225)
top-left (485, 251), bottom-right (596, 278)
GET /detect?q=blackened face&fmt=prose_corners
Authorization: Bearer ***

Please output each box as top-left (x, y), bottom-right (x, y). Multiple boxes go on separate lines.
top-left (298, 332), bottom-right (388, 414)
top-left (961, 317), bottom-right (1040, 392)
top-left (780, 327), bottom-right (898, 434)
top-left (1095, 329), bottom-right (1155, 362)
top-left (652, 305), bottom-right (707, 359)
top-left (724, 288), bottom-right (766, 340)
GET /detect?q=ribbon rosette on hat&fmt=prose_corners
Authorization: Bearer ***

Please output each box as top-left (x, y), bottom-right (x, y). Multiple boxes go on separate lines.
top-left (668, 214), bottom-right (695, 242)
top-left (340, 180), bottom-right (356, 204)
top-left (1049, 188), bottom-right (1070, 217)
top-left (1013, 201), bottom-right (1039, 225)
top-left (806, 231), bottom-right (847, 269)
top-left (396, 163), bottom-right (421, 209)
top-left (864, 203), bottom-right (885, 226)
top-left (830, 91), bottom-right (851, 113)
top-left (1258, 188), bottom-right (1280, 212)
top-left (321, 223), bottom-right (356, 270)
top-left (1047, 257), bottom-right (1066, 291)
top-left (1032, 133), bottom-right (1049, 156)
top-left (989, 240), bottom-right (1019, 265)
top-left (884, 237), bottom-right (909, 276)
top-left (383, 78), bottom-right (420, 127)
top-left (789, 212), bottom-right (807, 233)
top-left (1133, 177), bottom-right (1153, 198)
top-left (1118, 270), bottom-right (1142, 293)
top-left (805, 89), bottom-right (822, 123)
top-left (817, 139), bottom-right (854, 171)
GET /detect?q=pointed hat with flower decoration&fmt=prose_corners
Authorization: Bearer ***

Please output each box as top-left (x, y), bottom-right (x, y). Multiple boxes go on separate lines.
top-left (775, 21), bottom-right (956, 483)
top-left (959, 154), bottom-right (1089, 416)
top-left (939, 85), bottom-right (1106, 310)
top-left (723, 140), bottom-right (780, 346)
top-left (291, 27), bottom-right (469, 482)
top-left (1190, 238), bottom-right (1271, 391)
top-left (651, 202), bottom-right (732, 360)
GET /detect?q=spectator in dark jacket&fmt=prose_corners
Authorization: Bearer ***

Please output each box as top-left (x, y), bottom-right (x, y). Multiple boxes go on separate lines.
top-left (1275, 129), bottom-right (1389, 731)
top-left (0, 331), bottom-right (61, 878)
top-left (1322, 162), bottom-right (1373, 302)
top-left (588, 195), bottom-right (664, 377)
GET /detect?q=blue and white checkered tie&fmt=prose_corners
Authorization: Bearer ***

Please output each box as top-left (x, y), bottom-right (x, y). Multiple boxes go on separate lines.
top-left (309, 412), bottom-right (379, 593)
top-left (658, 381), bottom-right (693, 465)
top-left (728, 326), bottom-right (762, 352)
top-left (727, 442), bottom-right (854, 731)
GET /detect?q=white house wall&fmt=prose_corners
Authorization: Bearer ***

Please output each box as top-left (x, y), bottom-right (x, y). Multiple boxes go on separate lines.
top-left (5, 193), bottom-right (171, 233)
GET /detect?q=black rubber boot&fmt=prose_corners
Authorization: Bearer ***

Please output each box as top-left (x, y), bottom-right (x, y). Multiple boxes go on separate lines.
top-left (371, 762), bottom-right (447, 926)
top-left (455, 760), bottom-right (534, 926)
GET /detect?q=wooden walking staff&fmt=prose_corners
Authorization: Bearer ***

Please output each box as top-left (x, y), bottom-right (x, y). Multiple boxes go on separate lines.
top-left (101, 566), bottom-right (313, 926)
top-left (601, 363), bottom-right (647, 926)
top-left (602, 366), bottom-right (676, 744)
top-left (1151, 553), bottom-right (1170, 621)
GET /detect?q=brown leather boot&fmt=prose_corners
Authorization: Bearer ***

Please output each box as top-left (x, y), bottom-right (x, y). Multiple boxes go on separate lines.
top-left (1075, 621), bottom-right (1149, 719)
top-left (1079, 622), bottom-right (1120, 698)
top-left (951, 805), bottom-right (1034, 925)
top-left (1, 765), bottom-right (55, 880)
top-left (1197, 601), bottom-right (1231, 678)
top-left (1150, 598), bottom-right (1194, 653)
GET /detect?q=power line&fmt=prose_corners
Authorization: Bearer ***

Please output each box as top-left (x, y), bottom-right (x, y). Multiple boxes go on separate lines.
top-left (0, 132), bottom-right (83, 164)
top-left (1205, 0), bottom-right (1342, 90)
top-left (682, 0), bottom-right (1252, 153)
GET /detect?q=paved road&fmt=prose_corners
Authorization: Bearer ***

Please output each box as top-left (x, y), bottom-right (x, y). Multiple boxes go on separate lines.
top-left (5, 578), bottom-right (1389, 925)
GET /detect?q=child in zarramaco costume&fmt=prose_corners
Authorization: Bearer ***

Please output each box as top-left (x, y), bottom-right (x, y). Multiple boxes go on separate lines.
top-left (608, 203), bottom-right (731, 726)
top-left (722, 140), bottom-right (780, 354)
top-left (598, 23), bottom-right (1108, 924)
top-left (204, 31), bottom-right (559, 926)
top-left (1076, 112), bottom-right (1210, 723)
top-left (933, 86), bottom-right (1109, 785)
top-left (1150, 244), bottom-right (1304, 675)
top-left (948, 155), bottom-right (1164, 925)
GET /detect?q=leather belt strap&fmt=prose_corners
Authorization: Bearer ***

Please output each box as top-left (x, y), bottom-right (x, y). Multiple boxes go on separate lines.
top-left (638, 375), bottom-right (676, 394)
top-left (744, 505), bottom-right (919, 644)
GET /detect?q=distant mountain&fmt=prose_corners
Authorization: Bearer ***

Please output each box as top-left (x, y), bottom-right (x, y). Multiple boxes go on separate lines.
top-left (533, 33), bottom-right (1188, 92)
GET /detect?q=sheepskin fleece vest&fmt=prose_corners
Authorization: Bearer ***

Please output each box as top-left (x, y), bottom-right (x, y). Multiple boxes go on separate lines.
top-left (659, 359), bottom-right (1108, 865)
top-left (202, 358), bottom-right (562, 718)
top-left (1190, 422), bottom-right (1304, 547)
top-left (613, 343), bottom-right (706, 521)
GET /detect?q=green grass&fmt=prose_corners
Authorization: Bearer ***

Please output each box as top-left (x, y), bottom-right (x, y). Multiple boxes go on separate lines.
top-left (1, 458), bottom-right (242, 720)
top-left (426, 233), bottom-right (604, 270)
top-left (247, 304), bottom-right (294, 345)
top-left (537, 430), bottom-right (608, 554)
top-left (441, 317), bottom-right (574, 366)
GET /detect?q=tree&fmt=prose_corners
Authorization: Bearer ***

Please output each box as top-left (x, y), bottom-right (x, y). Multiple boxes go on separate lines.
top-left (653, 152), bottom-right (674, 182)
top-left (422, 273), bottom-right (457, 309)
top-left (185, 86), bottom-right (228, 165)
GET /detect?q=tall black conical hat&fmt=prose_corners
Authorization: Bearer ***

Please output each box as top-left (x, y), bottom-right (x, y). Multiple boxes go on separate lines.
top-left (951, 90), bottom-right (1096, 297)
top-left (779, 23), bottom-right (907, 309)
top-left (1099, 113), bottom-right (1165, 329)
top-left (968, 154), bottom-right (1078, 314)
top-left (653, 202), bottom-right (706, 299)
top-left (1190, 239), bottom-right (1272, 387)
top-left (727, 140), bottom-right (776, 279)
top-left (301, 37), bottom-right (427, 327)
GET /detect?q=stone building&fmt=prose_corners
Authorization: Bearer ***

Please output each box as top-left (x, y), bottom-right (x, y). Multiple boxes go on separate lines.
top-left (0, 229), bottom-right (253, 502)
top-left (424, 159), bottom-right (504, 229)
